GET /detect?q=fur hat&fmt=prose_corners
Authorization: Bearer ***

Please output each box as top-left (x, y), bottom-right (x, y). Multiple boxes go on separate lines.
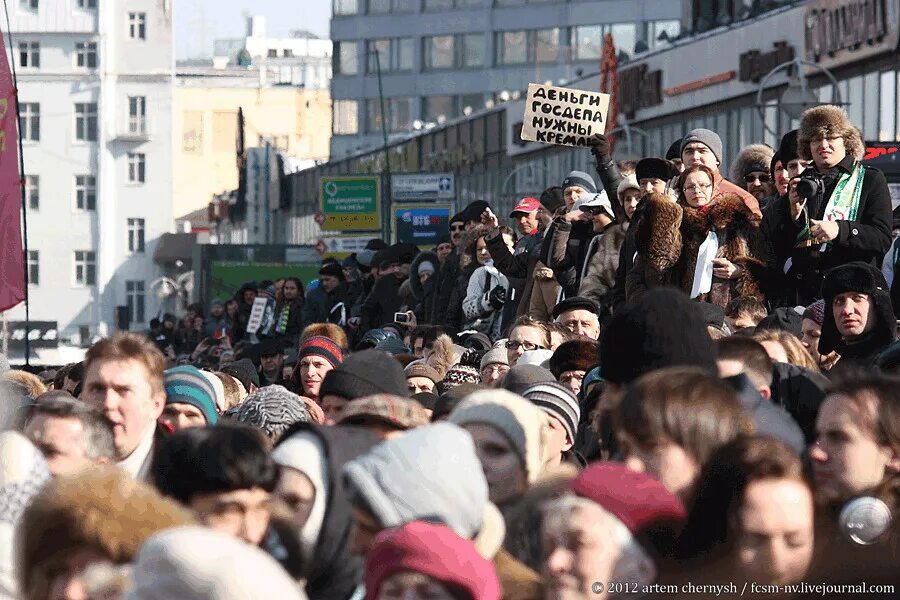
top-left (20, 468), bottom-right (194, 600)
top-left (635, 158), bottom-right (676, 182)
top-left (798, 105), bottom-right (864, 162)
top-left (819, 262), bottom-right (896, 355)
top-left (549, 339), bottom-right (601, 379)
top-left (729, 144), bottom-right (775, 183)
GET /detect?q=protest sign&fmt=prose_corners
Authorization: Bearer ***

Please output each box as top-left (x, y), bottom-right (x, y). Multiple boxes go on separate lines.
top-left (520, 83), bottom-right (611, 147)
top-left (245, 297), bottom-right (269, 335)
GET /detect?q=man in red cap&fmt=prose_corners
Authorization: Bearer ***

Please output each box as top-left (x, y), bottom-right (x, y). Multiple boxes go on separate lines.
top-left (509, 197), bottom-right (541, 238)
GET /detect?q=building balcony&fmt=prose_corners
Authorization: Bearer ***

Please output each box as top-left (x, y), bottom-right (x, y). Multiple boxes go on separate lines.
top-left (113, 120), bottom-right (151, 141)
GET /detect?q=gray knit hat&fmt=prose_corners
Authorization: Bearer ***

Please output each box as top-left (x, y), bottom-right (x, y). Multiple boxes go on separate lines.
top-left (681, 128), bottom-right (723, 164)
top-left (223, 385), bottom-right (308, 441)
top-left (561, 170), bottom-right (597, 194)
top-left (521, 382), bottom-right (580, 444)
top-left (501, 364), bottom-right (555, 395)
top-left (479, 348), bottom-right (509, 372)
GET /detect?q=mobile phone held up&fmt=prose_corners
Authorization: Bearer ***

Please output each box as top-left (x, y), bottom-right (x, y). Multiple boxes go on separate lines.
top-left (394, 312), bottom-right (411, 324)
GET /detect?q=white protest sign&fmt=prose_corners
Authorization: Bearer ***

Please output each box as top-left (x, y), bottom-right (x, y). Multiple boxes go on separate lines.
top-left (520, 83), bottom-right (611, 147)
top-left (244, 297), bottom-right (269, 334)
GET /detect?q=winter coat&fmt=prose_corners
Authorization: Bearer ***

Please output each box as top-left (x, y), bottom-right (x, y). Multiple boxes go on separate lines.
top-left (431, 249), bottom-right (461, 326)
top-left (544, 218), bottom-right (596, 298)
top-left (410, 251), bottom-right (439, 323)
top-left (463, 262), bottom-right (510, 338)
top-left (578, 223), bottom-right (627, 314)
top-left (302, 284), bottom-right (348, 328)
top-left (763, 159), bottom-right (893, 306)
top-left (202, 315), bottom-right (232, 339)
top-left (359, 273), bottom-right (405, 333)
top-left (273, 297), bottom-right (305, 342)
top-left (627, 193), bottom-right (771, 309)
top-left (770, 362), bottom-right (827, 444)
top-left (726, 374), bottom-right (805, 455)
top-left (486, 229), bottom-right (543, 319)
top-left (504, 233), bottom-right (540, 318)
top-left (444, 264), bottom-right (473, 335)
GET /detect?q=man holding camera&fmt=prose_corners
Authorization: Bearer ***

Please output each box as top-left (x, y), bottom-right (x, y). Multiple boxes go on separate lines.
top-left (766, 105), bottom-right (892, 306)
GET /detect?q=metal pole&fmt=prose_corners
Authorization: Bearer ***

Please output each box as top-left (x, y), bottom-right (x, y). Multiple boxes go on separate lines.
top-left (373, 49), bottom-right (392, 243)
top-left (263, 141), bottom-right (271, 244)
top-left (3, 0), bottom-right (31, 365)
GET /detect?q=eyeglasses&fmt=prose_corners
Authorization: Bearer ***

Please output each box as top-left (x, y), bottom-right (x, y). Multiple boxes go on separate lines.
top-left (744, 174), bottom-right (772, 183)
top-left (505, 340), bottom-right (545, 351)
top-left (684, 183), bottom-right (712, 192)
top-left (450, 225), bottom-right (465, 232)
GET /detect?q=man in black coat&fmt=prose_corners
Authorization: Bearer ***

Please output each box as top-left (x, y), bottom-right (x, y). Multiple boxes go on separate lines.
top-left (430, 202), bottom-right (486, 330)
top-left (765, 106), bottom-right (892, 306)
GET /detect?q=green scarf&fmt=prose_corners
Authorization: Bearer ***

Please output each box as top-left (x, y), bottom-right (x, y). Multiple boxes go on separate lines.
top-left (796, 161), bottom-right (865, 248)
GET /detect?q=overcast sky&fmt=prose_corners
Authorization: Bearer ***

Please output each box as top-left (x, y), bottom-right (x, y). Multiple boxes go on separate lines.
top-left (176, 0), bottom-right (332, 59)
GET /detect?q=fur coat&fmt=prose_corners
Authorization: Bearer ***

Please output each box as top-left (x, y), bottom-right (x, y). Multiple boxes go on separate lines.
top-left (627, 192), bottom-right (769, 308)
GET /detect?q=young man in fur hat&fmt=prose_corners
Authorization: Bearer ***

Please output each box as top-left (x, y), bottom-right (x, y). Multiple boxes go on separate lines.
top-left (766, 106), bottom-right (892, 306)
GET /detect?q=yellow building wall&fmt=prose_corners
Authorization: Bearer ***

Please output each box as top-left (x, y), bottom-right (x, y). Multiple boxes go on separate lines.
top-left (173, 86), bottom-right (331, 217)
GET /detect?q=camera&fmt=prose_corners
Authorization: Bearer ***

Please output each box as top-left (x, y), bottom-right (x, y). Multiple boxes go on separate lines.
top-left (796, 173), bottom-right (824, 201)
top-left (394, 312), bottom-right (411, 324)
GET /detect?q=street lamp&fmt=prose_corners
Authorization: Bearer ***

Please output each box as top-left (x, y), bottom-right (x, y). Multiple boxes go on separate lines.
top-left (368, 48), bottom-right (392, 242)
top-left (755, 57), bottom-right (845, 137)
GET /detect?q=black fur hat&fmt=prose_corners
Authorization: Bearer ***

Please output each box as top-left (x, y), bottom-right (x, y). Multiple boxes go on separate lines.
top-left (819, 262), bottom-right (895, 355)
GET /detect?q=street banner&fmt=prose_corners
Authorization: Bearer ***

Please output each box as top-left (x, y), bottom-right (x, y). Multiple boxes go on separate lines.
top-left (391, 173), bottom-right (455, 201)
top-left (319, 175), bottom-right (381, 231)
top-left (394, 204), bottom-right (452, 246)
top-left (520, 83), bottom-right (610, 148)
top-left (0, 30), bottom-right (25, 312)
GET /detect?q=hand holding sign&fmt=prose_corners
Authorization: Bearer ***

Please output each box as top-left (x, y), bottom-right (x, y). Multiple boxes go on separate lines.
top-left (521, 83), bottom-right (611, 148)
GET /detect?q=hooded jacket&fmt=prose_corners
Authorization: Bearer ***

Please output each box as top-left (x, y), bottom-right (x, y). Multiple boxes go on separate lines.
top-left (819, 262), bottom-right (897, 371)
top-left (410, 250), bottom-right (439, 322)
top-left (273, 423), bottom-right (381, 600)
top-left (463, 261), bottom-right (510, 338)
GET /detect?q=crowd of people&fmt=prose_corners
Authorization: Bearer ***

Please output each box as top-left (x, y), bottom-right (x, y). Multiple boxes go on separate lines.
top-left (1, 103), bottom-right (899, 599)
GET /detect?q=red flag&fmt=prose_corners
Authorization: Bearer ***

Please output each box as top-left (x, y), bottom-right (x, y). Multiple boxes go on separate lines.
top-left (0, 29), bottom-right (25, 312)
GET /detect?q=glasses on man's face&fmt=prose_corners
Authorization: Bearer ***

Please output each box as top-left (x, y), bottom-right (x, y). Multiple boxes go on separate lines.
top-left (450, 225), bottom-right (465, 232)
top-left (684, 183), bottom-right (712, 192)
top-left (744, 174), bottom-right (772, 184)
top-left (505, 340), bottom-right (545, 351)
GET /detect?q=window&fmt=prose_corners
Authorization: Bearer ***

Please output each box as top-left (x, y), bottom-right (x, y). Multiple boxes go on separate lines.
top-left (19, 103), bottom-right (39, 142)
top-left (333, 0), bottom-right (359, 15)
top-left (128, 12), bottom-right (146, 40)
top-left (495, 30), bottom-right (528, 65)
top-left (27, 250), bottom-right (38, 286)
top-left (425, 0), bottom-right (481, 7)
top-left (127, 218), bottom-right (145, 253)
top-left (573, 23), bottom-right (638, 61)
top-left (18, 42), bottom-right (39, 68)
top-left (423, 35), bottom-right (454, 70)
top-left (25, 175), bottom-right (39, 210)
top-left (368, 0), bottom-right (413, 11)
top-left (880, 71), bottom-right (896, 142)
top-left (648, 20), bottom-right (680, 50)
top-left (128, 153), bottom-right (146, 183)
top-left (75, 175), bottom-right (96, 210)
top-left (77, 0), bottom-right (97, 8)
top-left (366, 38), bottom-right (413, 73)
top-left (333, 100), bottom-right (359, 135)
top-left (74, 251), bottom-right (96, 286)
top-left (75, 103), bottom-right (98, 141)
top-left (75, 42), bottom-right (98, 68)
top-left (19, 0), bottom-right (38, 10)
top-left (335, 41), bottom-right (359, 75)
top-left (367, 97), bottom-right (412, 133)
top-left (422, 95), bottom-right (455, 124)
top-left (126, 281), bottom-right (146, 324)
top-left (267, 48), bottom-right (278, 58)
top-left (461, 33), bottom-right (485, 67)
top-left (128, 96), bottom-right (147, 135)
top-left (535, 28), bottom-right (559, 64)
top-left (460, 93), bottom-right (485, 115)
top-left (369, 0), bottom-right (390, 12)
top-left (609, 23), bottom-right (637, 59)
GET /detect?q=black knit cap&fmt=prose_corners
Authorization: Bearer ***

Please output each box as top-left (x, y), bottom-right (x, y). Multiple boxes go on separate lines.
top-left (318, 349), bottom-right (408, 400)
top-left (319, 262), bottom-right (345, 279)
top-left (769, 150), bottom-right (782, 177)
top-left (600, 289), bottom-right (718, 385)
top-left (778, 129), bottom-right (800, 164)
top-left (819, 262), bottom-right (896, 355)
top-left (635, 158), bottom-right (676, 182)
top-left (665, 138), bottom-right (683, 161)
top-left (220, 358), bottom-right (260, 391)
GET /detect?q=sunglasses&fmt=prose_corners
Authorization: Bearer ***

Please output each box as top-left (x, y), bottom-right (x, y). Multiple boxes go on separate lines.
top-left (744, 173), bottom-right (771, 183)
top-left (450, 225), bottom-right (465, 232)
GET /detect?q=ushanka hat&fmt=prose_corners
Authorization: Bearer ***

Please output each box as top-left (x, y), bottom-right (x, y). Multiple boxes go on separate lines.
top-left (549, 339), bottom-right (600, 379)
top-left (819, 262), bottom-right (895, 355)
top-left (798, 105), bottom-right (864, 161)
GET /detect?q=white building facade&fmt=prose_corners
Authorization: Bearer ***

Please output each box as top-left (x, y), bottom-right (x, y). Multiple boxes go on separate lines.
top-left (6, 0), bottom-right (175, 344)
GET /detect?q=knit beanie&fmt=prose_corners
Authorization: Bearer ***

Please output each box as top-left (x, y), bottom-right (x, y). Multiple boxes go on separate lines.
top-left (521, 382), bottom-right (580, 444)
top-left (220, 359), bottom-right (259, 391)
top-left (299, 336), bottom-right (344, 368)
top-left (778, 129), bottom-right (800, 164)
top-left (501, 364), bottom-right (556, 395)
top-left (549, 339), bottom-right (600, 379)
top-left (417, 261), bottom-right (435, 275)
top-left (681, 128), bottom-right (723, 164)
top-left (405, 361), bottom-right (442, 385)
top-left (570, 462), bottom-right (686, 560)
top-left (365, 522), bottom-right (501, 600)
top-left (600, 289), bottom-right (717, 385)
top-left (442, 364), bottom-right (482, 387)
top-left (319, 350), bottom-right (408, 400)
top-left (164, 366), bottom-right (219, 425)
top-left (479, 348), bottom-right (509, 372)
top-left (223, 385), bottom-right (308, 440)
top-left (561, 170), bottom-right (597, 194)
top-left (665, 138), bottom-right (683, 161)
top-left (449, 390), bottom-right (551, 484)
top-left (803, 299), bottom-right (826, 327)
top-left (338, 394), bottom-right (430, 430)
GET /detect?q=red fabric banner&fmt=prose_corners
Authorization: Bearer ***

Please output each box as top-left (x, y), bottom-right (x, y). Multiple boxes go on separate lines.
top-left (0, 30), bottom-right (25, 312)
